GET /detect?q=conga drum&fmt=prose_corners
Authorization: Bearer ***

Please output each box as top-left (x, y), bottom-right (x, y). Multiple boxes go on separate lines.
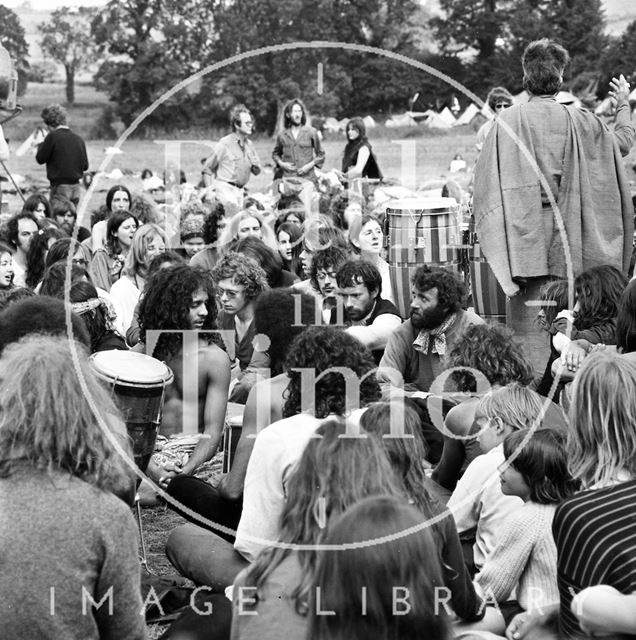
top-left (468, 219), bottom-right (507, 324)
top-left (385, 197), bottom-right (461, 318)
top-left (90, 350), bottom-right (174, 473)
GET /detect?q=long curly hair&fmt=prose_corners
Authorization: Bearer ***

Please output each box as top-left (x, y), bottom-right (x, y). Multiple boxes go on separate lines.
top-left (25, 226), bottom-right (68, 288)
top-left (0, 335), bottom-right (132, 493)
top-left (202, 200), bottom-right (226, 245)
top-left (444, 323), bottom-right (534, 392)
top-left (242, 419), bottom-right (402, 613)
top-left (282, 326), bottom-right (380, 418)
top-left (574, 265), bottom-right (626, 331)
top-left (138, 264), bottom-right (221, 360)
top-left (254, 288), bottom-right (318, 375)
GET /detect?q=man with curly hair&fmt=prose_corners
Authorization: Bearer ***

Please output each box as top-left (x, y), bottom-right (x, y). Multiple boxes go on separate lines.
top-left (211, 251), bottom-right (269, 403)
top-left (166, 326), bottom-right (380, 589)
top-left (35, 103), bottom-right (88, 206)
top-left (309, 244), bottom-right (352, 322)
top-left (137, 264), bottom-right (231, 484)
top-left (379, 265), bottom-right (483, 394)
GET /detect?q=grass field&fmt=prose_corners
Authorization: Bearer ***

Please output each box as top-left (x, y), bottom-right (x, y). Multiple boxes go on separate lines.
top-left (1, 82), bottom-right (484, 220)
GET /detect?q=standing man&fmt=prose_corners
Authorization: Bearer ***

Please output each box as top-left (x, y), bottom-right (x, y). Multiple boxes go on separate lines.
top-left (272, 98), bottom-right (325, 213)
top-left (333, 259), bottom-right (402, 364)
top-left (474, 39), bottom-right (634, 374)
top-left (35, 104), bottom-right (88, 207)
top-left (201, 104), bottom-right (261, 214)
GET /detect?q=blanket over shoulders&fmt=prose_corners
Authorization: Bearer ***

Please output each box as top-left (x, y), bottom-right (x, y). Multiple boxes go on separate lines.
top-left (473, 103), bottom-right (634, 296)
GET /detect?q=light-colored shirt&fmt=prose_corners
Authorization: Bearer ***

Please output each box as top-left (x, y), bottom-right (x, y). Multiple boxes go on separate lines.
top-left (448, 444), bottom-right (523, 569)
top-left (202, 132), bottom-right (261, 187)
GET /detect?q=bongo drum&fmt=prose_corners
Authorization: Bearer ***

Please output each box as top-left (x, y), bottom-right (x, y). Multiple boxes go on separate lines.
top-left (468, 219), bottom-right (507, 324)
top-left (90, 350), bottom-right (174, 473)
top-left (385, 197), bottom-right (461, 318)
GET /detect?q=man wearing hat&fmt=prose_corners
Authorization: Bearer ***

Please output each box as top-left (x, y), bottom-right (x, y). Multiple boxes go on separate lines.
top-left (180, 215), bottom-right (205, 258)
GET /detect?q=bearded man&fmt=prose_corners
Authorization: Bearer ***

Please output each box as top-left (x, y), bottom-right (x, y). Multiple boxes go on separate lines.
top-left (379, 266), bottom-right (483, 394)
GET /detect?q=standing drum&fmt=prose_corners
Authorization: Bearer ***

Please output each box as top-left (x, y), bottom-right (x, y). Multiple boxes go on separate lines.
top-left (468, 220), bottom-right (507, 324)
top-left (385, 197), bottom-right (461, 318)
top-left (90, 350), bottom-right (174, 473)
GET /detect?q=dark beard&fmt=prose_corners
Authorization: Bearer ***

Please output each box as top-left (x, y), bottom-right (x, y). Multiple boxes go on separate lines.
top-left (410, 305), bottom-right (450, 330)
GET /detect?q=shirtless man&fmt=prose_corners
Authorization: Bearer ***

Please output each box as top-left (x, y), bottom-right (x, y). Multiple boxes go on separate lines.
top-left (137, 264), bottom-right (230, 486)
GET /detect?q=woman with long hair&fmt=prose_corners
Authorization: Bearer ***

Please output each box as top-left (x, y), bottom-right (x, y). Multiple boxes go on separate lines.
top-left (340, 116), bottom-right (382, 182)
top-left (20, 192), bottom-right (51, 223)
top-left (0, 241), bottom-right (15, 306)
top-left (361, 401), bottom-right (485, 623)
top-left (616, 278), bottom-right (636, 353)
top-left (231, 419), bottom-right (404, 640)
top-left (507, 351), bottom-right (636, 640)
top-left (218, 209), bottom-right (278, 255)
top-left (90, 211), bottom-right (139, 290)
top-left (233, 235), bottom-right (298, 288)
top-left (69, 280), bottom-right (126, 352)
top-left (24, 225), bottom-right (67, 289)
top-left (307, 495), bottom-right (450, 640)
top-left (88, 184), bottom-right (134, 253)
top-left (0, 335), bottom-right (145, 638)
top-left (274, 220), bottom-right (303, 278)
top-left (109, 222), bottom-right (167, 336)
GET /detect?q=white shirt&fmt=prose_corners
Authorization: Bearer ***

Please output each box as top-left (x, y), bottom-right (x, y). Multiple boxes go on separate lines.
top-left (448, 444), bottom-right (523, 568)
top-left (109, 275), bottom-right (140, 337)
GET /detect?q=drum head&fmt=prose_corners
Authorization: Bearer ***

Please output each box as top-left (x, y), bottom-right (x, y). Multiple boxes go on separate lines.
top-left (387, 197), bottom-right (458, 212)
top-left (90, 350), bottom-right (174, 388)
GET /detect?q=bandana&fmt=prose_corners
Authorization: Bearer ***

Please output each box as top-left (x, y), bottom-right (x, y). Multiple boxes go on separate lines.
top-left (71, 297), bottom-right (117, 332)
top-left (412, 312), bottom-right (457, 356)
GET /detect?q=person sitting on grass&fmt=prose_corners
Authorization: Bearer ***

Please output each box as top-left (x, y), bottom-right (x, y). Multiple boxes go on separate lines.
top-left (457, 429), bottom-right (578, 636)
top-left (448, 384), bottom-right (567, 576)
top-left (137, 264), bottom-right (230, 485)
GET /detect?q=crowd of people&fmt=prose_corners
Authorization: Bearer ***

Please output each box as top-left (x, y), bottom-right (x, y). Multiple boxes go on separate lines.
top-left (1, 38), bottom-right (636, 640)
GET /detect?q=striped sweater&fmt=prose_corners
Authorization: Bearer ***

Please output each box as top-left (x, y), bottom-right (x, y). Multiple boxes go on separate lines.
top-left (553, 480), bottom-right (636, 638)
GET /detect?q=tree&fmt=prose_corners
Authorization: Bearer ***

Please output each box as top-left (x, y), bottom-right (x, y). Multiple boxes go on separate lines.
top-left (0, 5), bottom-right (29, 96)
top-left (39, 7), bottom-right (100, 105)
top-left (432, 0), bottom-right (608, 97)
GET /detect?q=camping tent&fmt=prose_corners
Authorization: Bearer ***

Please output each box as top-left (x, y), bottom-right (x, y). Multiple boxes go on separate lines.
top-left (385, 113), bottom-right (417, 128)
top-left (438, 107), bottom-right (457, 126)
top-left (362, 115), bottom-right (377, 129)
top-left (455, 103), bottom-right (480, 126)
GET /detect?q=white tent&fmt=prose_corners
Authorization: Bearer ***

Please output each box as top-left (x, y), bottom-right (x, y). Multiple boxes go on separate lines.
top-left (426, 111), bottom-right (453, 129)
top-left (362, 115), bottom-right (377, 128)
top-left (629, 87), bottom-right (636, 101)
top-left (438, 107), bottom-right (457, 126)
top-left (455, 103), bottom-right (480, 125)
top-left (323, 116), bottom-right (343, 133)
top-left (385, 113), bottom-right (417, 128)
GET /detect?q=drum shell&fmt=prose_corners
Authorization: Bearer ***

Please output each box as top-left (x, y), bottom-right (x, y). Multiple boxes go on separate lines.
top-left (386, 199), bottom-right (461, 318)
top-left (469, 227), bottom-right (507, 325)
top-left (111, 384), bottom-right (166, 473)
top-left (89, 351), bottom-right (174, 474)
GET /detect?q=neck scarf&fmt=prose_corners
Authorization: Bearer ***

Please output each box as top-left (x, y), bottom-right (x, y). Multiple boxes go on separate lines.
top-left (412, 313), bottom-right (457, 356)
